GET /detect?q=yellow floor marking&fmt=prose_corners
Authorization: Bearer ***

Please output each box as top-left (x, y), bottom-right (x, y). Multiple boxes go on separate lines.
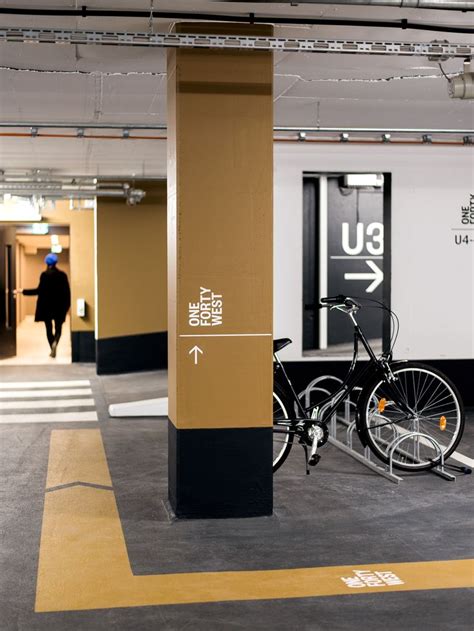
top-left (46, 429), bottom-right (112, 488)
top-left (35, 430), bottom-right (474, 612)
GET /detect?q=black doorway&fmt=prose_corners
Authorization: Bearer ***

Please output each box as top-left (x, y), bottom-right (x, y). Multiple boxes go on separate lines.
top-left (302, 173), bottom-right (392, 355)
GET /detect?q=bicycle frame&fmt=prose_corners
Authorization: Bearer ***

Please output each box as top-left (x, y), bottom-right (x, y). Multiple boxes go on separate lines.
top-left (273, 298), bottom-right (467, 475)
top-left (274, 317), bottom-right (391, 427)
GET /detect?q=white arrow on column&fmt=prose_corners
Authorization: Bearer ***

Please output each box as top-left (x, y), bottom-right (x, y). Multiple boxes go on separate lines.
top-left (188, 345), bottom-right (203, 365)
top-left (344, 260), bottom-right (383, 293)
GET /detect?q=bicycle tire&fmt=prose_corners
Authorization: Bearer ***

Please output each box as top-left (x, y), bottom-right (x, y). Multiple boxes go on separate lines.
top-left (358, 361), bottom-right (465, 471)
top-left (273, 382), bottom-right (295, 473)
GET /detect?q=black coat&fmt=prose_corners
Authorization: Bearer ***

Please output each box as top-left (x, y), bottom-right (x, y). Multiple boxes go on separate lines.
top-left (23, 267), bottom-right (71, 323)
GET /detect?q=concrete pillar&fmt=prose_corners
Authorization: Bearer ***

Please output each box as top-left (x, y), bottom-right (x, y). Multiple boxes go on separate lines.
top-left (95, 182), bottom-right (168, 374)
top-left (167, 24), bottom-right (274, 518)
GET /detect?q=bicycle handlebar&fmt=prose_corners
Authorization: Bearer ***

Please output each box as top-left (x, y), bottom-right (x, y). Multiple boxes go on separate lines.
top-left (319, 295), bottom-right (361, 309)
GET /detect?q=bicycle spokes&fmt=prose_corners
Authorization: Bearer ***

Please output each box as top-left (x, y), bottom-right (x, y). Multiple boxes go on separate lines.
top-left (364, 367), bottom-right (462, 470)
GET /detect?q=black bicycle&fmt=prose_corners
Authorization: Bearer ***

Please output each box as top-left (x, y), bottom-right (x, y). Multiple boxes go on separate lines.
top-left (273, 295), bottom-right (465, 473)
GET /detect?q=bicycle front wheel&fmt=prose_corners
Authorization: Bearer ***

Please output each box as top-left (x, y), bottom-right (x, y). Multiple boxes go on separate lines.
top-left (359, 362), bottom-right (464, 471)
top-left (273, 383), bottom-right (294, 473)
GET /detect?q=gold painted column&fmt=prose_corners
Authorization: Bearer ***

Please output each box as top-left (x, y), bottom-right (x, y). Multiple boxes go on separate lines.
top-left (95, 182), bottom-right (168, 374)
top-left (167, 24), bottom-right (273, 518)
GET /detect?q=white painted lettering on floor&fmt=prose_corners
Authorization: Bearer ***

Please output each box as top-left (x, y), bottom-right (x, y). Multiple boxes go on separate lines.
top-left (341, 570), bottom-right (404, 589)
top-left (0, 380), bottom-right (98, 424)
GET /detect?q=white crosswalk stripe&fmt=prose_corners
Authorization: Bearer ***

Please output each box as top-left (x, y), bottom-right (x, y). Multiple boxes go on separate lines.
top-left (0, 399), bottom-right (95, 410)
top-left (0, 388), bottom-right (92, 399)
top-left (1, 411), bottom-right (98, 424)
top-left (0, 380), bottom-right (90, 389)
top-left (0, 380), bottom-right (98, 424)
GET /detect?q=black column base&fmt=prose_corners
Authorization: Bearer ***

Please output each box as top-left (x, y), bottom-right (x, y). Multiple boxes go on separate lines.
top-left (96, 331), bottom-right (168, 374)
top-left (168, 421), bottom-right (273, 519)
top-left (71, 331), bottom-right (96, 363)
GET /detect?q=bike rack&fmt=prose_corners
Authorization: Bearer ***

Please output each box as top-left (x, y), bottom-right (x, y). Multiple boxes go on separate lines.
top-left (300, 375), bottom-right (455, 484)
top-left (386, 432), bottom-right (455, 481)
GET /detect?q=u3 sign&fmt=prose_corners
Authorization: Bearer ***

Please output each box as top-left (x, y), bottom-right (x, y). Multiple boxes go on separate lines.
top-left (341, 222), bottom-right (384, 294)
top-left (326, 179), bottom-right (385, 346)
top-left (341, 222), bottom-right (384, 258)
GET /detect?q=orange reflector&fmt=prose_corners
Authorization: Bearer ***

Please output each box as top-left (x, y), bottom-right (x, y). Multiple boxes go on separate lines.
top-left (439, 416), bottom-right (447, 431)
top-left (378, 398), bottom-right (387, 413)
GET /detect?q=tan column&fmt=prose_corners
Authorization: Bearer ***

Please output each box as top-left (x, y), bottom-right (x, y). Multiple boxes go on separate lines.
top-left (167, 24), bottom-right (273, 518)
top-left (95, 181), bottom-right (168, 373)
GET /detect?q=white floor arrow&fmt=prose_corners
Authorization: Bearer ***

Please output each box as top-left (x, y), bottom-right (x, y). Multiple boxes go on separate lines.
top-left (344, 260), bottom-right (383, 293)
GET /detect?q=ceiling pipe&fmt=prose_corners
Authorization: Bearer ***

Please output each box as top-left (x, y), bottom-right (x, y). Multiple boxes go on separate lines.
top-left (0, 123), bottom-right (167, 131)
top-left (0, 123), bottom-right (472, 135)
top-left (0, 6), bottom-right (472, 33)
top-left (274, 125), bottom-right (474, 134)
top-left (0, 131), bottom-right (471, 146)
top-left (0, 182), bottom-right (146, 203)
top-left (0, 189), bottom-right (124, 198)
top-left (224, 1), bottom-right (474, 10)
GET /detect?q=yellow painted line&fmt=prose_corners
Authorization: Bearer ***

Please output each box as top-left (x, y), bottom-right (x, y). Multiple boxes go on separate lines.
top-left (45, 429), bottom-right (112, 488)
top-left (35, 430), bottom-right (474, 613)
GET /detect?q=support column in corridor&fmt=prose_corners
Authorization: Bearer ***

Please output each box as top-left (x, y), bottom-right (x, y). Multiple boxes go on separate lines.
top-left (167, 24), bottom-right (274, 518)
top-left (95, 182), bottom-right (168, 374)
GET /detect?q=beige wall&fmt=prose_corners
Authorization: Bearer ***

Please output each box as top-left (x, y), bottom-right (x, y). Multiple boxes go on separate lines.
top-left (42, 202), bottom-right (94, 333)
top-left (96, 182), bottom-right (167, 340)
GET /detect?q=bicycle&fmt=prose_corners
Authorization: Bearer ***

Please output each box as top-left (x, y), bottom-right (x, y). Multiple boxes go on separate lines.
top-left (273, 295), bottom-right (465, 473)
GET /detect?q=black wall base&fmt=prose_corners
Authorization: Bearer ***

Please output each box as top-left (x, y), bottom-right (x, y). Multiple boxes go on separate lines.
top-left (168, 421), bottom-right (273, 519)
top-left (71, 331), bottom-right (96, 363)
top-left (96, 331), bottom-right (168, 374)
top-left (282, 359), bottom-right (474, 407)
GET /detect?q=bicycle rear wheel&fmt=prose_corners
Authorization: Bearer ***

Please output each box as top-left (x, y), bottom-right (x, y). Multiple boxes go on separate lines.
top-left (359, 362), bottom-right (464, 471)
top-left (273, 383), bottom-right (294, 472)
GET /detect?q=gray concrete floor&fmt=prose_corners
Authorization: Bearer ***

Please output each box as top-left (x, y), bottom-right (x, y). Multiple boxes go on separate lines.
top-left (1, 365), bottom-right (473, 630)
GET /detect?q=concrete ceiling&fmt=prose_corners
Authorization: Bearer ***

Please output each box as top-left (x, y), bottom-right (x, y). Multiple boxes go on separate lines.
top-left (0, 1), bottom-right (472, 176)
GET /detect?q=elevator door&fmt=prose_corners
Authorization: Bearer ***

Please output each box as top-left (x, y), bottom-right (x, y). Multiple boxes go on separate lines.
top-left (0, 226), bottom-right (17, 358)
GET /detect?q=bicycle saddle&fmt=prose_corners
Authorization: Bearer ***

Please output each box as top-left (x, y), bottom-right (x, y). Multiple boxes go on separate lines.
top-left (273, 338), bottom-right (292, 353)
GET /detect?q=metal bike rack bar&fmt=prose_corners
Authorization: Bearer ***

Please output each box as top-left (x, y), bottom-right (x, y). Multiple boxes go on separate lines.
top-left (387, 432), bottom-right (455, 481)
top-left (301, 375), bottom-right (455, 484)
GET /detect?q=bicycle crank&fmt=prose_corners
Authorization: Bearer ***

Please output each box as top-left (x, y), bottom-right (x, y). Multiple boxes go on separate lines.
top-left (307, 422), bottom-right (329, 467)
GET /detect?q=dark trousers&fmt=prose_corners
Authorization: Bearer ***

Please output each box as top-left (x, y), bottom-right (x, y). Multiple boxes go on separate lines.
top-left (44, 319), bottom-right (63, 348)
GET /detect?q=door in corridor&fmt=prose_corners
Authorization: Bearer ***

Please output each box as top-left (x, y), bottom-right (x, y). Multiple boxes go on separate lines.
top-left (0, 226), bottom-right (17, 359)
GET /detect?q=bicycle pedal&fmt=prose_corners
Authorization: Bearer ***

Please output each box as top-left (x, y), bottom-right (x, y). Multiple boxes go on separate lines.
top-left (308, 454), bottom-right (321, 467)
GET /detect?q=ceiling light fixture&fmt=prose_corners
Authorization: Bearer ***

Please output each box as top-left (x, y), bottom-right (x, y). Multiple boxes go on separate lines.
top-left (0, 194), bottom-right (42, 222)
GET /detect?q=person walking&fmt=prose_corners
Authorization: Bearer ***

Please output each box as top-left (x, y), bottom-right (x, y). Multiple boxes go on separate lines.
top-left (22, 253), bottom-right (71, 358)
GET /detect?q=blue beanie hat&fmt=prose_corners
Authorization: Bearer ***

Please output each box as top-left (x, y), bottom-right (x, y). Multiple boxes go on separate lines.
top-left (45, 253), bottom-right (58, 266)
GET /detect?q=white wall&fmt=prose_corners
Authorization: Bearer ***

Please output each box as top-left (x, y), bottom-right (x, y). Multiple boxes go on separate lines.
top-left (274, 143), bottom-right (474, 362)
